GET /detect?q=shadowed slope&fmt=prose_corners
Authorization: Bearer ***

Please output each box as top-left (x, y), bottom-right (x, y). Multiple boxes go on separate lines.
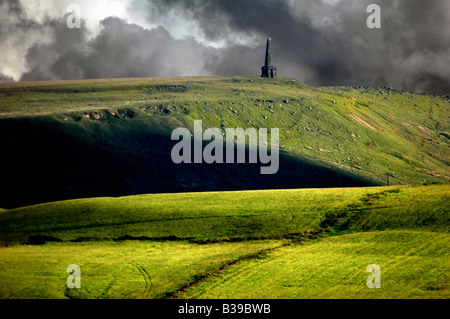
top-left (0, 116), bottom-right (375, 209)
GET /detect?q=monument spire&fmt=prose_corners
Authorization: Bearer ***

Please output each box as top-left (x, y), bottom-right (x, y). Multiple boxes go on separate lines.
top-left (261, 37), bottom-right (277, 78)
top-left (265, 37), bottom-right (272, 67)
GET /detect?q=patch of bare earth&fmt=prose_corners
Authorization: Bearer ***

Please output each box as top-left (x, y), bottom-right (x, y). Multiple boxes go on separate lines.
top-left (350, 114), bottom-right (378, 131)
top-left (401, 122), bottom-right (431, 135)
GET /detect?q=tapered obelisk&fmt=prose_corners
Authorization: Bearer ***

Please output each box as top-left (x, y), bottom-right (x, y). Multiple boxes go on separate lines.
top-left (261, 37), bottom-right (277, 78)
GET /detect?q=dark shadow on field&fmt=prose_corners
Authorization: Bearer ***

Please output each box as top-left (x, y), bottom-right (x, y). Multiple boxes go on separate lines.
top-left (0, 117), bottom-right (379, 209)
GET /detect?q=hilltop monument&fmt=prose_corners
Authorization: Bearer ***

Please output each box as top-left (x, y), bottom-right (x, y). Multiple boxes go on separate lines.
top-left (261, 37), bottom-right (277, 78)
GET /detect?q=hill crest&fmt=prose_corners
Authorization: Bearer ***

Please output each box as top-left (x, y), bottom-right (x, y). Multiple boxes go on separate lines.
top-left (0, 76), bottom-right (448, 208)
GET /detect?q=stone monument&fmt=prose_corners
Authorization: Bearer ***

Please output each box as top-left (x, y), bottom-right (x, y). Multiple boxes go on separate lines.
top-left (261, 37), bottom-right (277, 78)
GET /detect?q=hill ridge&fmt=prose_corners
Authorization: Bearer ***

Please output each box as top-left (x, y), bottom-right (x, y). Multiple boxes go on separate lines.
top-left (0, 76), bottom-right (448, 208)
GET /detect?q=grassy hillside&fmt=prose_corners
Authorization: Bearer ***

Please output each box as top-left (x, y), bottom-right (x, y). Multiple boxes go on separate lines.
top-left (174, 231), bottom-right (449, 299)
top-left (0, 76), bottom-right (448, 208)
top-left (0, 240), bottom-right (283, 299)
top-left (0, 184), bottom-right (448, 299)
top-left (0, 186), bottom-right (376, 244)
top-left (0, 184), bottom-right (448, 245)
top-left (0, 76), bottom-right (448, 299)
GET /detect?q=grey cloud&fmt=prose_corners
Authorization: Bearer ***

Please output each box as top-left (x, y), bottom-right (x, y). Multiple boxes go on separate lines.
top-left (19, 16), bottom-right (215, 81)
top-left (0, 73), bottom-right (14, 82)
top-left (0, 0), bottom-right (52, 80)
top-left (81, 18), bottom-right (212, 78)
top-left (2, 0), bottom-right (449, 94)
top-left (147, 0), bottom-right (450, 94)
top-left (20, 14), bottom-right (89, 81)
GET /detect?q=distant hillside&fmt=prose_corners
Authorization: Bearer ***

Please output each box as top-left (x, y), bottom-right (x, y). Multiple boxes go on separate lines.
top-left (0, 76), bottom-right (448, 208)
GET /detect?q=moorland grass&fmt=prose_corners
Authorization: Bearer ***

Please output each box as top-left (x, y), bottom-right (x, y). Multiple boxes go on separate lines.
top-left (175, 230), bottom-right (449, 299)
top-left (0, 181), bottom-right (447, 300)
top-left (0, 240), bottom-right (283, 299)
top-left (1, 76), bottom-right (448, 187)
top-left (0, 77), bottom-right (448, 299)
top-left (0, 184), bottom-right (448, 245)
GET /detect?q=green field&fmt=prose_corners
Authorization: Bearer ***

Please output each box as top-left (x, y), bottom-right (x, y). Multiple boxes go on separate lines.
top-left (0, 184), bottom-right (448, 299)
top-left (175, 231), bottom-right (449, 299)
top-left (0, 184), bottom-right (448, 245)
top-left (0, 240), bottom-right (283, 299)
top-left (0, 77), bottom-right (448, 299)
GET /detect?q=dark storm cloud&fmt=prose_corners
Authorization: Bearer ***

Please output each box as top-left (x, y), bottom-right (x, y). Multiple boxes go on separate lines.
top-left (20, 14), bottom-right (89, 81)
top-left (2, 0), bottom-right (449, 93)
top-left (0, 73), bottom-right (14, 82)
top-left (20, 16), bottom-right (213, 81)
top-left (148, 0), bottom-right (450, 94)
top-left (80, 18), bottom-right (212, 78)
top-left (0, 0), bottom-right (50, 80)
top-left (0, 0), bottom-right (214, 82)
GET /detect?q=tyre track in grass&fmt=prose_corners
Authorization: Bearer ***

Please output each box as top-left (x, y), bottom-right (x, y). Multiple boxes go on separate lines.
top-left (131, 263), bottom-right (153, 298)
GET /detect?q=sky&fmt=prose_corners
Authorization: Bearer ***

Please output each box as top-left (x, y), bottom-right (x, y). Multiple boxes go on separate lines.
top-left (1, 0), bottom-right (449, 94)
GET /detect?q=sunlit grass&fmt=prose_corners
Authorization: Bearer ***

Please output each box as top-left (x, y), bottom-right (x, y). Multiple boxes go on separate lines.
top-left (0, 240), bottom-right (284, 299)
top-left (176, 231), bottom-right (450, 299)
